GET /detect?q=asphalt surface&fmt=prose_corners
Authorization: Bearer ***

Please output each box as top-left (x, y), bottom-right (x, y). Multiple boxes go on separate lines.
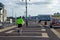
top-left (0, 26), bottom-right (60, 40)
top-left (0, 21), bottom-right (60, 40)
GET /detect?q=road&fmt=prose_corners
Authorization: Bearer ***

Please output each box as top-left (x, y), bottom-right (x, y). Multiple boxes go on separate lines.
top-left (0, 25), bottom-right (60, 40)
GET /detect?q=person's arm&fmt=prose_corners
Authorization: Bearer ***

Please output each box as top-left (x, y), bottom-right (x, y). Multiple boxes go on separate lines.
top-left (22, 19), bottom-right (25, 25)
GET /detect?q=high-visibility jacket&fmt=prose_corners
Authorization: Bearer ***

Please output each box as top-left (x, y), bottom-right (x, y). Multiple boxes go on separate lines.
top-left (17, 18), bottom-right (24, 24)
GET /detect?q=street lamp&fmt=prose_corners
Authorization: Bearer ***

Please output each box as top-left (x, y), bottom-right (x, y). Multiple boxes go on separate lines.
top-left (25, 0), bottom-right (28, 27)
top-left (22, 0), bottom-right (30, 27)
top-left (12, 7), bottom-right (13, 17)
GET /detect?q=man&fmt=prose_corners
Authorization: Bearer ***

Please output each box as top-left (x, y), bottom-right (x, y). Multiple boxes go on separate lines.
top-left (17, 16), bottom-right (25, 34)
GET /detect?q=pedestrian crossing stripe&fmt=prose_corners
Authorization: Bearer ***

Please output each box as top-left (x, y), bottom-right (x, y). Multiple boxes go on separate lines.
top-left (0, 33), bottom-right (49, 38)
top-left (5, 29), bottom-right (49, 38)
top-left (42, 33), bottom-right (49, 38)
top-left (22, 28), bottom-right (42, 29)
top-left (5, 30), bottom-right (15, 33)
top-left (0, 26), bottom-right (17, 32)
top-left (0, 36), bottom-right (49, 38)
top-left (0, 27), bottom-right (49, 38)
top-left (5, 29), bottom-right (46, 34)
top-left (5, 31), bottom-right (42, 34)
top-left (16, 28), bottom-right (46, 31)
top-left (41, 29), bottom-right (46, 31)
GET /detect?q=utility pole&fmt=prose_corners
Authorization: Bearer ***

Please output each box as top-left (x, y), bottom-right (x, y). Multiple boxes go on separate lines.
top-left (15, 12), bottom-right (17, 25)
top-left (25, 0), bottom-right (28, 27)
top-left (21, 0), bottom-right (30, 27)
top-left (12, 8), bottom-right (13, 17)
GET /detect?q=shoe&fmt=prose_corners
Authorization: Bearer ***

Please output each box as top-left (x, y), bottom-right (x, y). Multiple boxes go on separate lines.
top-left (18, 30), bottom-right (19, 33)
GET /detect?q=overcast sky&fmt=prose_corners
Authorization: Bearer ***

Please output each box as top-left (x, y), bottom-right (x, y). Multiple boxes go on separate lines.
top-left (0, 0), bottom-right (60, 17)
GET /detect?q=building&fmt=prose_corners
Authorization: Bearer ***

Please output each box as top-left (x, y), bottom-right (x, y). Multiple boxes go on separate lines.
top-left (28, 15), bottom-right (52, 26)
top-left (0, 3), bottom-right (7, 22)
top-left (38, 15), bottom-right (52, 26)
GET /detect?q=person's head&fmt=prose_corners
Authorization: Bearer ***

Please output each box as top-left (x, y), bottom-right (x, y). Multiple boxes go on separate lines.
top-left (20, 16), bottom-right (21, 18)
top-left (17, 16), bottom-right (22, 19)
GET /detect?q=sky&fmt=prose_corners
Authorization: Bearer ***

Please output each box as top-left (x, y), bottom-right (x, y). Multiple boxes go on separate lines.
top-left (0, 0), bottom-right (60, 17)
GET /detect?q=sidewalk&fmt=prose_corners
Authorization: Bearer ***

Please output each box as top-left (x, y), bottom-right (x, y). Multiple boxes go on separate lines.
top-left (56, 29), bottom-right (60, 33)
top-left (54, 28), bottom-right (60, 34)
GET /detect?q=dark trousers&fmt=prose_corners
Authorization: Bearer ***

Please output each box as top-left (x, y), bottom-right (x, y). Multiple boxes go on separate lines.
top-left (18, 24), bottom-right (22, 32)
top-left (18, 24), bottom-right (22, 28)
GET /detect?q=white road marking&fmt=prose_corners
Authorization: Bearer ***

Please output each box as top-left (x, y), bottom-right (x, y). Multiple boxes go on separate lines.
top-left (5, 30), bottom-right (15, 33)
top-left (6, 32), bottom-right (41, 34)
top-left (0, 36), bottom-right (49, 38)
top-left (0, 26), bottom-right (17, 32)
top-left (42, 33), bottom-right (49, 38)
top-left (0, 27), bottom-right (49, 38)
top-left (23, 28), bottom-right (41, 29)
top-left (41, 29), bottom-right (46, 31)
top-left (16, 28), bottom-right (45, 30)
top-left (5, 28), bottom-right (46, 34)
top-left (16, 29), bottom-right (46, 32)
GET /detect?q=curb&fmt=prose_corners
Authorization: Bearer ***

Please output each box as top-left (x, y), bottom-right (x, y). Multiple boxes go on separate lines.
top-left (51, 28), bottom-right (60, 38)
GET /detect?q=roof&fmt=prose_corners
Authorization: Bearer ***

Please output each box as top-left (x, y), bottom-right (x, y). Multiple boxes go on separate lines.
top-left (28, 15), bottom-right (51, 21)
top-left (0, 3), bottom-right (4, 10)
top-left (38, 15), bottom-right (51, 21)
